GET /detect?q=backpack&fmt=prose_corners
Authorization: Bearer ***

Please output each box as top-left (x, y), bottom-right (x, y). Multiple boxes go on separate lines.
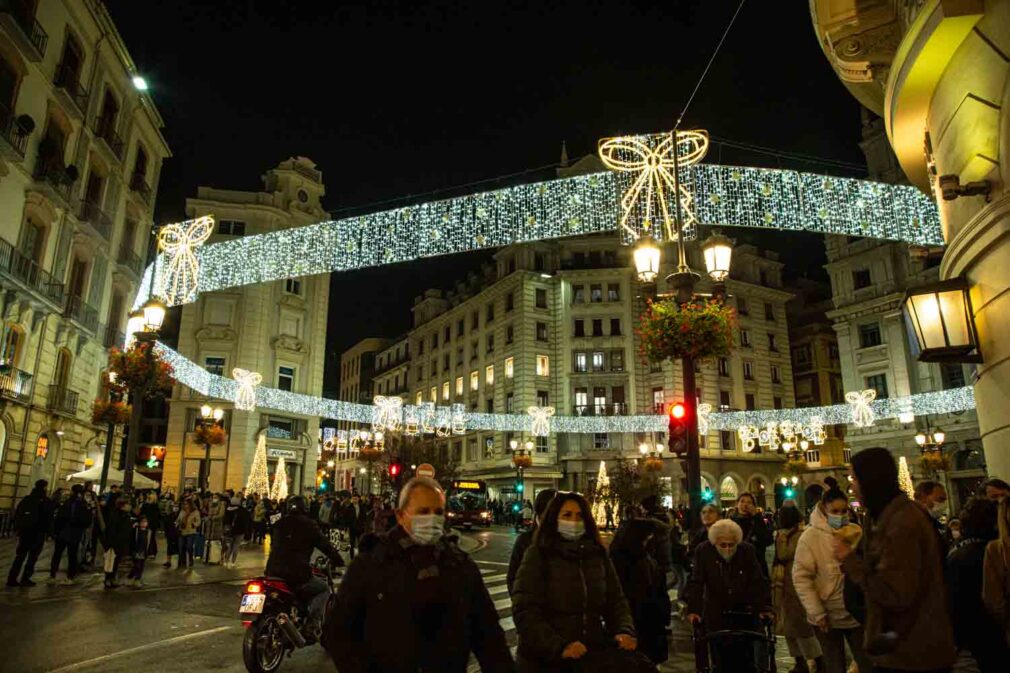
top-left (14, 496), bottom-right (40, 532)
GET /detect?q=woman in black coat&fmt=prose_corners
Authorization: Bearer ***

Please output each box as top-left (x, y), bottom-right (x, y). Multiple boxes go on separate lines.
top-left (103, 498), bottom-right (134, 588)
top-left (609, 518), bottom-right (669, 665)
top-left (730, 492), bottom-right (773, 577)
top-left (512, 491), bottom-right (655, 673)
top-left (139, 492), bottom-right (161, 558)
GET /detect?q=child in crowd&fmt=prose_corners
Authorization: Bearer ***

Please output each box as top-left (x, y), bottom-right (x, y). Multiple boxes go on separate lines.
top-left (128, 516), bottom-right (151, 587)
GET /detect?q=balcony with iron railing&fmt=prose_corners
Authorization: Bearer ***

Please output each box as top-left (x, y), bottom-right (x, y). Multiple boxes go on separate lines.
top-left (0, 365), bottom-right (32, 403)
top-left (117, 242), bottom-right (142, 276)
top-left (32, 154), bottom-right (74, 207)
top-left (573, 403), bottom-right (628, 416)
top-left (47, 384), bottom-right (79, 415)
top-left (129, 172), bottom-right (151, 204)
top-left (102, 324), bottom-right (124, 349)
top-left (0, 237), bottom-right (65, 305)
top-left (64, 294), bottom-right (99, 332)
top-left (52, 63), bottom-right (88, 117)
top-left (77, 200), bottom-right (113, 240)
top-left (0, 102), bottom-right (30, 159)
top-left (92, 115), bottom-right (124, 161)
top-left (0, 0), bottom-right (48, 61)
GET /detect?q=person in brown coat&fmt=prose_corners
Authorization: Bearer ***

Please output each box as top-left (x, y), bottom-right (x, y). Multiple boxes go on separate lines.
top-left (834, 448), bottom-right (955, 673)
top-left (773, 504), bottom-right (824, 673)
top-left (983, 498), bottom-right (1010, 648)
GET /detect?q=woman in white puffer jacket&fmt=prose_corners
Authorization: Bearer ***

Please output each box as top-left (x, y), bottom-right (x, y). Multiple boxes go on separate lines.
top-left (792, 487), bottom-right (872, 673)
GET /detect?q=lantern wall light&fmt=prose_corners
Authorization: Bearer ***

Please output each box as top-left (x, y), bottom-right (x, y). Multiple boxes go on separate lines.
top-left (904, 278), bottom-right (981, 363)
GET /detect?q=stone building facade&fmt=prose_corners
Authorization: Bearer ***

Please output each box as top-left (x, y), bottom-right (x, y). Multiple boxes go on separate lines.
top-left (162, 158), bottom-right (328, 496)
top-left (0, 0), bottom-right (169, 509)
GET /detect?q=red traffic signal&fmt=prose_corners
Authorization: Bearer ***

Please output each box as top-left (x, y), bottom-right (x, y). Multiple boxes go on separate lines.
top-left (668, 401), bottom-right (690, 457)
top-left (669, 402), bottom-right (687, 420)
top-left (389, 463), bottom-right (401, 478)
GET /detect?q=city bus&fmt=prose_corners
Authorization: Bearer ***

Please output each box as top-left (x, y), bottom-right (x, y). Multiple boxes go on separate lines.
top-left (446, 479), bottom-right (491, 528)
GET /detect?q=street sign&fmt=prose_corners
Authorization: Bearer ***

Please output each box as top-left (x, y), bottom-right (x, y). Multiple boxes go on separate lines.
top-left (415, 463), bottom-right (435, 478)
top-left (267, 448), bottom-right (297, 460)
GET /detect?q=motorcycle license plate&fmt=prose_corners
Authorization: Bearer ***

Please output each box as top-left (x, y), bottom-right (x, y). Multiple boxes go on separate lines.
top-left (240, 593), bottom-right (265, 614)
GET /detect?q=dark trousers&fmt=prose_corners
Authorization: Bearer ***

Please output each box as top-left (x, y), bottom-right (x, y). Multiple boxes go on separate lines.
top-left (128, 558), bottom-right (146, 580)
top-left (105, 552), bottom-right (124, 583)
top-left (7, 532), bottom-right (45, 584)
top-left (348, 527), bottom-right (359, 559)
top-left (50, 536), bottom-right (82, 579)
top-left (147, 530), bottom-right (158, 558)
top-left (816, 626), bottom-right (872, 673)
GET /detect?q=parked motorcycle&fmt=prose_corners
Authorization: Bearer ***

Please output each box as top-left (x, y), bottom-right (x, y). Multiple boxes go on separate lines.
top-left (239, 555), bottom-right (336, 673)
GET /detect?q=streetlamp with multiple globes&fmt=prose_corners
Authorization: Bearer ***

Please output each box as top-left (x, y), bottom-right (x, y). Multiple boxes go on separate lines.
top-left (914, 421), bottom-right (946, 454)
top-left (121, 295), bottom-right (168, 491)
top-left (198, 403), bottom-right (225, 491)
top-left (633, 229), bottom-right (733, 528)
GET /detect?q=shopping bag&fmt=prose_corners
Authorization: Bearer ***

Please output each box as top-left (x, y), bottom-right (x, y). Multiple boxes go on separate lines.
top-left (103, 549), bottom-right (116, 573)
top-left (206, 540), bottom-right (222, 564)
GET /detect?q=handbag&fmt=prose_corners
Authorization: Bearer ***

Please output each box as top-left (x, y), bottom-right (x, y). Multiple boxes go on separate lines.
top-left (103, 548), bottom-right (116, 573)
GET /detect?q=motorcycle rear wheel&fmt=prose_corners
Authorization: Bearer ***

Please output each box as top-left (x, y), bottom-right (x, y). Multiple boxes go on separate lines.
top-left (242, 615), bottom-right (287, 673)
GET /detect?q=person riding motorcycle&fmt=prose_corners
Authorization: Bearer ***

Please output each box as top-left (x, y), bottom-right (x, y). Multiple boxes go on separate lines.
top-left (264, 495), bottom-right (344, 634)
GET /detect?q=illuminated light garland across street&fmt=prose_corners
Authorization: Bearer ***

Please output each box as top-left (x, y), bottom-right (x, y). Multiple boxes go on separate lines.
top-left (138, 157), bottom-right (958, 434)
top-left (156, 344), bottom-right (975, 434)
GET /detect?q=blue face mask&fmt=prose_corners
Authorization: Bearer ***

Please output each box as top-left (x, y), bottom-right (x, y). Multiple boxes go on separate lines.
top-left (827, 513), bottom-right (847, 529)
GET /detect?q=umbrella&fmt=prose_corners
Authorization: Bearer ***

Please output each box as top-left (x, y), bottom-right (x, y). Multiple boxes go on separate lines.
top-left (66, 464), bottom-right (158, 489)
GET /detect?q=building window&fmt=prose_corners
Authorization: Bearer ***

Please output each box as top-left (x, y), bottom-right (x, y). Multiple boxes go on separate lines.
top-left (217, 220), bottom-right (246, 236)
top-left (590, 284), bottom-right (603, 302)
top-left (470, 371), bottom-right (479, 391)
top-left (652, 387), bottom-right (665, 413)
top-left (443, 353), bottom-right (450, 371)
top-left (534, 253), bottom-right (545, 271)
top-left (745, 393), bottom-right (756, 410)
top-left (771, 365), bottom-right (782, 383)
top-left (593, 387), bottom-right (607, 414)
top-left (736, 296), bottom-right (749, 315)
top-left (486, 334), bottom-right (494, 353)
top-left (594, 433), bottom-right (609, 449)
top-left (430, 359), bottom-right (437, 376)
top-left (415, 391), bottom-right (423, 406)
top-left (536, 436), bottom-right (548, 453)
top-left (486, 397), bottom-right (494, 413)
top-left (740, 329), bottom-right (751, 348)
top-left (471, 311), bottom-right (479, 330)
top-left (720, 431), bottom-right (734, 451)
top-left (864, 373), bottom-right (889, 399)
top-left (535, 288), bottom-right (547, 309)
top-left (767, 333), bottom-right (778, 352)
top-left (743, 361), bottom-right (754, 380)
top-left (607, 283), bottom-right (620, 302)
top-left (852, 269), bottom-right (872, 290)
top-left (574, 352), bottom-right (587, 372)
top-left (417, 339), bottom-right (424, 355)
top-left (467, 438), bottom-right (477, 462)
top-left (505, 357), bottom-right (514, 379)
top-left (204, 356), bottom-right (226, 376)
top-left (592, 351), bottom-right (605, 372)
top-left (429, 386), bottom-right (437, 403)
top-left (506, 292), bottom-right (514, 312)
top-left (536, 322), bottom-right (547, 341)
top-left (719, 390), bottom-right (731, 410)
top-left (485, 365), bottom-right (494, 386)
top-left (536, 390), bottom-right (549, 407)
top-left (456, 347), bottom-right (463, 366)
top-left (432, 332), bottom-right (438, 349)
top-left (718, 358), bottom-right (730, 377)
top-left (940, 363), bottom-right (965, 389)
top-left (610, 318), bottom-right (621, 336)
top-left (610, 349), bottom-right (624, 372)
top-left (442, 381), bottom-right (450, 401)
top-left (444, 325), bottom-right (451, 343)
top-left (773, 396), bottom-right (783, 409)
top-left (842, 447), bottom-right (852, 463)
top-left (805, 449), bottom-right (822, 466)
top-left (284, 278), bottom-right (302, 295)
top-left (470, 341), bottom-right (478, 361)
top-left (574, 319), bottom-right (585, 337)
top-left (457, 319), bottom-right (464, 337)
top-left (455, 376), bottom-right (463, 397)
top-left (592, 319), bottom-right (603, 337)
top-left (506, 392), bottom-right (514, 413)
top-left (506, 324), bottom-right (514, 344)
top-left (486, 302), bottom-right (495, 323)
top-left (573, 285), bottom-right (585, 303)
top-left (416, 366), bottom-right (423, 382)
top-left (277, 366), bottom-right (295, 391)
top-left (536, 355), bottom-right (549, 376)
top-left (764, 302), bottom-right (775, 321)
top-left (858, 323), bottom-right (882, 348)
top-left (793, 345), bottom-right (811, 368)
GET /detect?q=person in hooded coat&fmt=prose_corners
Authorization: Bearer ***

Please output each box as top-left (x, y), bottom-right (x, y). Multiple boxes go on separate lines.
top-left (609, 518), bottom-right (669, 664)
top-left (773, 504), bottom-right (824, 673)
top-left (835, 447), bottom-right (956, 673)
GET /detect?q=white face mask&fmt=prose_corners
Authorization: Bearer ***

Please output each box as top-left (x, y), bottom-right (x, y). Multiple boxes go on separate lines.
top-left (407, 514), bottom-right (445, 546)
top-left (558, 520), bottom-right (585, 541)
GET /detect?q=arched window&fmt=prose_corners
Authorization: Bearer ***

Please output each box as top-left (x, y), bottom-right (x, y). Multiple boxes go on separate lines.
top-left (54, 348), bottom-right (72, 390)
top-left (1, 323), bottom-right (24, 368)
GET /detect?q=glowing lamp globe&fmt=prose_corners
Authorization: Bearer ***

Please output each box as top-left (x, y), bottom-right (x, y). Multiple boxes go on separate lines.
top-left (701, 231), bottom-right (733, 283)
top-left (142, 296), bottom-right (167, 331)
top-left (633, 234), bottom-right (661, 284)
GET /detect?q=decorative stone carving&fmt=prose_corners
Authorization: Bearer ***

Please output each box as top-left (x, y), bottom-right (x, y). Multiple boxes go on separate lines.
top-left (278, 293), bottom-right (305, 310)
top-left (195, 326), bottom-right (238, 343)
top-left (272, 334), bottom-right (308, 355)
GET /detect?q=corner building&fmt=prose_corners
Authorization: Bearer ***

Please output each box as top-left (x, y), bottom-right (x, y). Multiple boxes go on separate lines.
top-left (162, 158), bottom-right (329, 496)
top-left (0, 0), bottom-right (169, 508)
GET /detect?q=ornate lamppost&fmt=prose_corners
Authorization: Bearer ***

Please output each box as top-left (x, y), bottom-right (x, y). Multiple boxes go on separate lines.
top-left (196, 403), bottom-right (224, 491)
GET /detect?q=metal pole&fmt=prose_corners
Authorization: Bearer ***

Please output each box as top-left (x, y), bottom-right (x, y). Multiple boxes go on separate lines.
top-left (98, 420), bottom-right (115, 494)
top-left (202, 435), bottom-right (211, 492)
top-left (122, 387), bottom-right (141, 492)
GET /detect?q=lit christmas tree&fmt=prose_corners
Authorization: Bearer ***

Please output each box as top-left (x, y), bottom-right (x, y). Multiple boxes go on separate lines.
top-left (592, 461), bottom-right (609, 525)
top-left (245, 434), bottom-right (271, 497)
top-left (898, 456), bottom-right (915, 500)
top-left (270, 455), bottom-right (289, 501)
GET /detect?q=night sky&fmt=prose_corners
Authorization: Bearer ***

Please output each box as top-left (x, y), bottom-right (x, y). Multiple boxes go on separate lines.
top-left (106, 1), bottom-right (864, 395)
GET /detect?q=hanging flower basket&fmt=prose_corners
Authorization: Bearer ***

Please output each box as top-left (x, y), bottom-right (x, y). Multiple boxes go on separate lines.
top-left (919, 450), bottom-right (950, 475)
top-left (638, 298), bottom-right (736, 363)
top-left (91, 399), bottom-right (132, 425)
top-left (108, 342), bottom-right (175, 398)
top-left (643, 456), bottom-right (664, 472)
top-left (193, 424), bottom-right (227, 446)
top-left (782, 458), bottom-right (807, 478)
top-left (512, 453), bottom-right (533, 469)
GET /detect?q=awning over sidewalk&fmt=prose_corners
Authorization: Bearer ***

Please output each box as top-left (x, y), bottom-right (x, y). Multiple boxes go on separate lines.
top-left (66, 464), bottom-right (158, 489)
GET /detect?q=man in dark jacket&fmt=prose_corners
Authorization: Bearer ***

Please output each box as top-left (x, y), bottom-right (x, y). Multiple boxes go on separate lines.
top-left (731, 492), bottom-right (772, 577)
top-left (265, 495), bottom-right (343, 629)
top-left (323, 476), bottom-right (513, 673)
top-left (6, 480), bottom-right (52, 587)
top-left (49, 484), bottom-right (93, 584)
top-left (342, 494), bottom-right (368, 559)
top-left (507, 488), bottom-right (556, 594)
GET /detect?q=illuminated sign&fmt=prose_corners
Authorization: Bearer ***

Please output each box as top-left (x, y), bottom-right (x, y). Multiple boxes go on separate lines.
top-left (453, 480), bottom-right (482, 490)
top-left (35, 436), bottom-right (49, 459)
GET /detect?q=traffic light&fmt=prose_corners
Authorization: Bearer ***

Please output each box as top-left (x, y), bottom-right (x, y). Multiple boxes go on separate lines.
top-left (516, 481), bottom-right (524, 494)
top-left (668, 401), bottom-right (690, 456)
top-left (389, 462), bottom-right (401, 479)
top-left (784, 486), bottom-right (795, 499)
top-left (512, 502), bottom-right (521, 512)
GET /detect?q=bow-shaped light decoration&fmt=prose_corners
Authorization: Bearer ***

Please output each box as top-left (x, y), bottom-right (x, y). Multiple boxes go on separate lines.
top-left (738, 425), bottom-right (759, 452)
top-left (697, 403), bottom-right (712, 436)
top-left (527, 406), bottom-right (556, 437)
top-left (846, 389), bottom-right (877, 428)
top-left (598, 130), bottom-right (709, 244)
top-left (451, 404), bottom-right (466, 435)
top-left (157, 215), bottom-right (215, 305)
top-left (372, 395), bottom-right (403, 432)
top-left (232, 368), bottom-right (262, 412)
